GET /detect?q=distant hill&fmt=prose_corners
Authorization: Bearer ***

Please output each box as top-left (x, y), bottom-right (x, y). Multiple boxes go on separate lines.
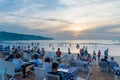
top-left (0, 31), bottom-right (53, 40)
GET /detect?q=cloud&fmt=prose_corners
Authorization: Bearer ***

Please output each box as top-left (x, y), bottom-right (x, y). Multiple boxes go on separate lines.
top-left (76, 25), bottom-right (120, 40)
top-left (0, 0), bottom-right (120, 39)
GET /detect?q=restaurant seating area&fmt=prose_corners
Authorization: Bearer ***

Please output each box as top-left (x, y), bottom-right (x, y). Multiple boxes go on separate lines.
top-left (0, 51), bottom-right (93, 80)
top-left (0, 46), bottom-right (120, 80)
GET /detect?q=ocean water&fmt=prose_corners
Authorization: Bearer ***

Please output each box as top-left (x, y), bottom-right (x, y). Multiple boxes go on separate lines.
top-left (1, 40), bottom-right (120, 56)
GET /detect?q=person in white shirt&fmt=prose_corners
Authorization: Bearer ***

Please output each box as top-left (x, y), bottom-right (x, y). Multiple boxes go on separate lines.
top-left (42, 57), bottom-right (52, 73)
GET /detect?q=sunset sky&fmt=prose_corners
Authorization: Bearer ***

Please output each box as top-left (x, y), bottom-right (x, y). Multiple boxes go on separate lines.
top-left (0, 0), bottom-right (120, 40)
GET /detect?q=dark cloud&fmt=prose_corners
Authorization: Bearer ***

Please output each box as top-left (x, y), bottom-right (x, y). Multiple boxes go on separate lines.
top-left (44, 18), bottom-right (74, 24)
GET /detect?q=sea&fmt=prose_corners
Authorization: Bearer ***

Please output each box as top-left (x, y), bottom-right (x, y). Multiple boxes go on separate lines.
top-left (1, 40), bottom-right (120, 56)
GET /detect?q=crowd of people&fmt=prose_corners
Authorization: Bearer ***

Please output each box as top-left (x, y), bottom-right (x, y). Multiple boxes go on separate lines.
top-left (0, 44), bottom-right (119, 80)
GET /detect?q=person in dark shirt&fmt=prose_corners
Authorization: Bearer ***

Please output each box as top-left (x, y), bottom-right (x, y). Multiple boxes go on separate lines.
top-left (101, 56), bottom-right (109, 64)
top-left (48, 62), bottom-right (63, 80)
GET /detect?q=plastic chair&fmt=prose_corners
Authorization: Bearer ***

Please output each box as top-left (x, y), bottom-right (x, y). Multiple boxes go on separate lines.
top-left (99, 61), bottom-right (108, 72)
top-left (0, 60), bottom-right (6, 80)
top-left (108, 61), bottom-right (118, 72)
top-left (77, 61), bottom-right (89, 73)
top-left (5, 61), bottom-right (22, 79)
top-left (34, 67), bottom-right (46, 80)
top-left (46, 73), bottom-right (60, 80)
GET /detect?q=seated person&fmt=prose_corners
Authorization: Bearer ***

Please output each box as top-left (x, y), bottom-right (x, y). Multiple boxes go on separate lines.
top-left (101, 56), bottom-right (109, 63)
top-left (33, 54), bottom-right (42, 67)
top-left (48, 62), bottom-right (63, 80)
top-left (109, 57), bottom-right (119, 67)
top-left (42, 57), bottom-right (52, 73)
top-left (13, 54), bottom-right (23, 71)
top-left (86, 54), bottom-right (92, 63)
top-left (59, 60), bottom-right (65, 68)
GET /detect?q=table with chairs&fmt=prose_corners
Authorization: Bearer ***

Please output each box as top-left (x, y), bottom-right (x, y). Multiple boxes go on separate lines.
top-left (21, 61), bottom-right (34, 78)
top-left (58, 66), bottom-right (79, 80)
top-left (0, 60), bottom-right (22, 80)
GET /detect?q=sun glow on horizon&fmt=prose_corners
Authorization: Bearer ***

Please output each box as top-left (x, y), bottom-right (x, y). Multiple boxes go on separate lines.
top-left (64, 25), bottom-right (86, 37)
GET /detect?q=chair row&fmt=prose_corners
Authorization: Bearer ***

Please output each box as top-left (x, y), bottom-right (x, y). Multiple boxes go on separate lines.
top-left (34, 67), bottom-right (60, 80)
top-left (98, 61), bottom-right (118, 72)
top-left (0, 60), bottom-right (22, 80)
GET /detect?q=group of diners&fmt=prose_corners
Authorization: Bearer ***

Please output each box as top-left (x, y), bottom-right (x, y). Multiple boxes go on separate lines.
top-left (2, 45), bottom-right (108, 79)
top-left (3, 47), bottom-right (77, 80)
top-left (99, 55), bottom-right (119, 72)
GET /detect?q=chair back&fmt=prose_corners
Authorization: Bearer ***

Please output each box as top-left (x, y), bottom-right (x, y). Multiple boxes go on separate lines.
top-left (99, 61), bottom-right (108, 72)
top-left (46, 74), bottom-right (60, 80)
top-left (5, 61), bottom-right (15, 78)
top-left (99, 61), bottom-right (108, 68)
top-left (34, 67), bottom-right (46, 80)
top-left (0, 60), bottom-right (6, 73)
top-left (109, 61), bottom-right (118, 71)
top-left (77, 61), bottom-right (89, 73)
top-left (0, 60), bottom-right (6, 80)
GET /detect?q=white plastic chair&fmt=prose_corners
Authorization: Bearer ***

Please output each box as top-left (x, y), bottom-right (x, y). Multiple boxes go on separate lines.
top-left (0, 60), bottom-right (6, 80)
top-left (5, 61), bottom-right (22, 79)
top-left (34, 67), bottom-right (46, 80)
top-left (46, 73), bottom-right (60, 80)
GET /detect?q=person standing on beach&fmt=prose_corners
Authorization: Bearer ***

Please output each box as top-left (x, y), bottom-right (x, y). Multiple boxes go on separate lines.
top-left (76, 43), bottom-right (80, 50)
top-left (92, 50), bottom-right (96, 61)
top-left (68, 48), bottom-right (71, 54)
top-left (56, 48), bottom-right (62, 63)
top-left (41, 48), bottom-right (46, 57)
top-left (67, 48), bottom-right (73, 60)
top-left (97, 50), bottom-right (101, 60)
top-left (104, 48), bottom-right (108, 57)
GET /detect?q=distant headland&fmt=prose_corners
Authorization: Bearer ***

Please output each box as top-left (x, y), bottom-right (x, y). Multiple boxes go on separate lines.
top-left (0, 31), bottom-right (53, 41)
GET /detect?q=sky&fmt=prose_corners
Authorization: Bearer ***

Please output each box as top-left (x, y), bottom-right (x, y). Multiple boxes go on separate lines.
top-left (0, 0), bottom-right (120, 40)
